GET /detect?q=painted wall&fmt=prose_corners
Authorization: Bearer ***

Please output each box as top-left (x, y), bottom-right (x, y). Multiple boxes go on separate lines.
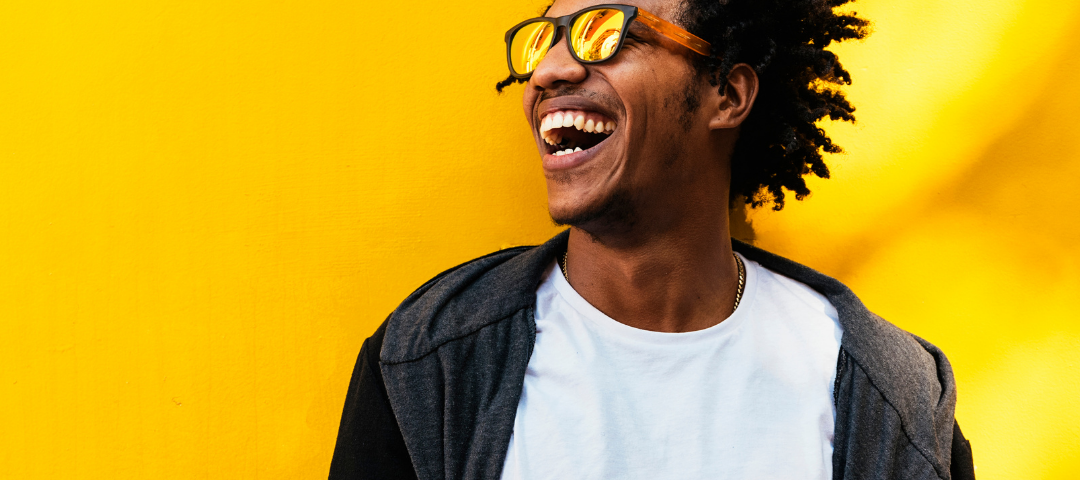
top-left (1, 0), bottom-right (1076, 478)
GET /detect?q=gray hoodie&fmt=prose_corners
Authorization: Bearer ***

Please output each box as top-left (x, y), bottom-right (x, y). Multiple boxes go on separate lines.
top-left (330, 230), bottom-right (975, 480)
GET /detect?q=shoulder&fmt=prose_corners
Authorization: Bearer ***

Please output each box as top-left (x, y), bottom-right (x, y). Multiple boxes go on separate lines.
top-left (378, 230), bottom-right (569, 365)
top-left (732, 239), bottom-right (957, 425)
top-left (750, 260), bottom-right (839, 322)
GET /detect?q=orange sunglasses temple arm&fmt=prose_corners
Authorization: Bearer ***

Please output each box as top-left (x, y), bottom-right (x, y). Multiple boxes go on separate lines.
top-left (635, 10), bottom-right (712, 57)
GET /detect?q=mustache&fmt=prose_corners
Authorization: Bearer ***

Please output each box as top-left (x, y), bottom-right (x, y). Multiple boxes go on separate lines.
top-left (537, 86), bottom-right (624, 116)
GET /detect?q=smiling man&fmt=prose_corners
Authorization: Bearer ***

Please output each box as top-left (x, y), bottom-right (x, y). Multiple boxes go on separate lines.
top-left (330, 0), bottom-right (975, 479)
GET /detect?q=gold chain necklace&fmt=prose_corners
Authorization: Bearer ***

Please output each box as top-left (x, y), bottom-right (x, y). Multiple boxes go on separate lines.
top-left (732, 253), bottom-right (745, 312)
top-left (561, 250), bottom-right (747, 313)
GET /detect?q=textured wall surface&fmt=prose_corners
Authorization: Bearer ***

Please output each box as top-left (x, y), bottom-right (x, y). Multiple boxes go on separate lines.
top-left (1, 0), bottom-right (1077, 478)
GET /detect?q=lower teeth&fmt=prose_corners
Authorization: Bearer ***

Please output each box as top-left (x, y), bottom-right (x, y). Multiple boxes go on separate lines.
top-left (553, 147), bottom-right (584, 156)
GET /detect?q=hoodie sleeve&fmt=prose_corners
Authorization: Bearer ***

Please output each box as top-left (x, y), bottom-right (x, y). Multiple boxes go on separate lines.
top-left (329, 321), bottom-right (418, 480)
top-left (951, 421), bottom-right (976, 480)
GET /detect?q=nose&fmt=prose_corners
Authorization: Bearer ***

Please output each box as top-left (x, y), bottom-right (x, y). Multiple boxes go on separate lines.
top-left (530, 29), bottom-right (588, 89)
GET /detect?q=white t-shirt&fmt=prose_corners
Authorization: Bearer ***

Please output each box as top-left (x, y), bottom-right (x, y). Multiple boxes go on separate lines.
top-left (499, 253), bottom-right (843, 480)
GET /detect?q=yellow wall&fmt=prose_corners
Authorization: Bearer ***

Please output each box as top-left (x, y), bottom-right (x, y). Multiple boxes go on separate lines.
top-left (1, 0), bottom-right (1076, 478)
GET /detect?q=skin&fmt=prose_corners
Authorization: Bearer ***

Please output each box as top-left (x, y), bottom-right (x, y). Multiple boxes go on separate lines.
top-left (523, 0), bottom-right (759, 332)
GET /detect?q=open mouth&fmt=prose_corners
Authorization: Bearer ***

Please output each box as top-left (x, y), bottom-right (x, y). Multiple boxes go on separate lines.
top-left (539, 110), bottom-right (617, 156)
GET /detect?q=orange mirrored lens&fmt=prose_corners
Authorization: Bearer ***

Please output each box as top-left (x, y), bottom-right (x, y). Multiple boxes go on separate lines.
top-left (510, 21), bottom-right (555, 76)
top-left (570, 9), bottom-right (625, 62)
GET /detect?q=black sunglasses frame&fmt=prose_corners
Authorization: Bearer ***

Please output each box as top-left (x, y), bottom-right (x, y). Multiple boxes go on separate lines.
top-left (503, 4), bottom-right (641, 80)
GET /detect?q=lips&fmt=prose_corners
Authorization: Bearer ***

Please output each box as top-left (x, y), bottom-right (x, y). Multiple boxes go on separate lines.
top-left (538, 109), bottom-right (618, 157)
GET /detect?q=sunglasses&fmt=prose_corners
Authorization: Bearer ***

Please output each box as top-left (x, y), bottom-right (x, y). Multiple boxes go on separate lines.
top-left (504, 4), bottom-right (711, 79)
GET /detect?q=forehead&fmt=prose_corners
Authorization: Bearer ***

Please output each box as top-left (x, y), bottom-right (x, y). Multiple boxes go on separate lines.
top-left (546, 0), bottom-right (682, 20)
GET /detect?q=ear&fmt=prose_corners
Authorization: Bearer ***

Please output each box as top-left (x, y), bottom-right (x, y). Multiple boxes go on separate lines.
top-left (706, 63), bottom-right (759, 130)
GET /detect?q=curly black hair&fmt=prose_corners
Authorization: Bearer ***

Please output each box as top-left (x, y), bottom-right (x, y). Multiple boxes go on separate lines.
top-left (497, 0), bottom-right (870, 210)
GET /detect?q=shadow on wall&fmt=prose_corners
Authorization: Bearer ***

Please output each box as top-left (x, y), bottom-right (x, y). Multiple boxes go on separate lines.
top-left (824, 10), bottom-right (1080, 284)
top-left (729, 199), bottom-right (756, 244)
top-left (814, 14), bottom-right (1080, 479)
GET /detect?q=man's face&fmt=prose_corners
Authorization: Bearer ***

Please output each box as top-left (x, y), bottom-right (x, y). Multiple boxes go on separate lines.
top-left (522, 0), bottom-right (715, 233)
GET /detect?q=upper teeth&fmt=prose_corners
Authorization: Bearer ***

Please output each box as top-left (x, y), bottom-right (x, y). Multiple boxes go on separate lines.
top-left (539, 110), bottom-right (617, 146)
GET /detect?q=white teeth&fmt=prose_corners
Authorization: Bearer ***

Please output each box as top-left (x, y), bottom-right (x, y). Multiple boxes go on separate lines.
top-left (574, 147), bottom-right (582, 152)
top-left (541, 123), bottom-right (555, 144)
top-left (553, 148), bottom-right (578, 156)
top-left (537, 111), bottom-right (617, 139)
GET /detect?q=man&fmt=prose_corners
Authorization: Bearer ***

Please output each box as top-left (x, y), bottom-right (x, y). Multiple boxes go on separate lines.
top-left (330, 0), bottom-right (976, 478)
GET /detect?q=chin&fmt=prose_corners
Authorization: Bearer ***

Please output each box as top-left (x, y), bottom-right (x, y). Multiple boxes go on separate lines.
top-left (547, 187), bottom-right (637, 234)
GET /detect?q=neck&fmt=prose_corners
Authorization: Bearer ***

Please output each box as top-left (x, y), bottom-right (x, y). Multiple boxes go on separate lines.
top-left (564, 200), bottom-right (742, 333)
